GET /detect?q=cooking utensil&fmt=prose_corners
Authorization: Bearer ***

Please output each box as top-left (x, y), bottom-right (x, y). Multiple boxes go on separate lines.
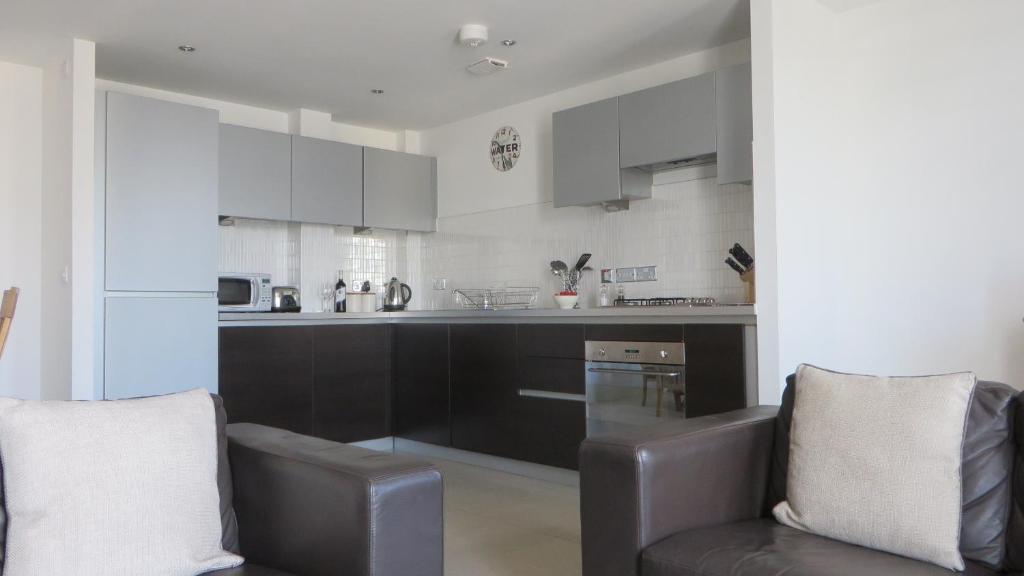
top-left (573, 253), bottom-right (592, 271)
top-left (730, 243), bottom-right (754, 269)
top-left (724, 257), bottom-right (746, 275)
top-left (550, 260), bottom-right (568, 274)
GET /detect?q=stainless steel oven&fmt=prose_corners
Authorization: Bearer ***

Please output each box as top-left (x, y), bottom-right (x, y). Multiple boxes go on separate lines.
top-left (585, 340), bottom-right (685, 437)
top-left (218, 273), bottom-right (272, 312)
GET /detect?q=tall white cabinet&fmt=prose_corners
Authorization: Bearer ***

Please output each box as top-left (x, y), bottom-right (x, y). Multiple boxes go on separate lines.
top-left (98, 91), bottom-right (219, 399)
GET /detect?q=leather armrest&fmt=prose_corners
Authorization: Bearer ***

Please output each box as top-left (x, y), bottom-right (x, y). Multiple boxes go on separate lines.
top-left (227, 424), bottom-right (443, 576)
top-left (579, 406), bottom-right (778, 576)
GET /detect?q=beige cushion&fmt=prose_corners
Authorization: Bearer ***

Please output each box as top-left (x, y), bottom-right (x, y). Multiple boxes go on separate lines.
top-left (773, 364), bottom-right (975, 571)
top-left (0, 389), bottom-right (244, 576)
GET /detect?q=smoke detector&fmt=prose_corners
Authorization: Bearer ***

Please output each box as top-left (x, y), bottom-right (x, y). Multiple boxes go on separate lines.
top-left (458, 24), bottom-right (489, 47)
top-left (466, 57), bottom-right (508, 76)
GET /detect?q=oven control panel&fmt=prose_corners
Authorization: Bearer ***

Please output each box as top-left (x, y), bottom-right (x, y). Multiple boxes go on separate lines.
top-left (584, 340), bottom-right (685, 365)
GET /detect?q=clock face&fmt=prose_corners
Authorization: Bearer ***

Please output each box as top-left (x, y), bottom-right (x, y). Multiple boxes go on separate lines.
top-left (490, 126), bottom-right (521, 172)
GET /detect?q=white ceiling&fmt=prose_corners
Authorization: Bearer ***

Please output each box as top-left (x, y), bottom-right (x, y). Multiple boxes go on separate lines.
top-left (0, 0), bottom-right (750, 130)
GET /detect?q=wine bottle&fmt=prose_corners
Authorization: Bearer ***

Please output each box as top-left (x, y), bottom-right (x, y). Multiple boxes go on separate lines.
top-left (334, 270), bottom-right (347, 313)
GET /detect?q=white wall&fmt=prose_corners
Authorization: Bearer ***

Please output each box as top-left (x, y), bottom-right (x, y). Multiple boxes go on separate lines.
top-left (754, 0), bottom-right (1024, 399)
top-left (750, 0), bottom-right (780, 403)
top-left (0, 61), bottom-right (43, 397)
top-left (69, 39), bottom-right (96, 400)
top-left (419, 39), bottom-right (751, 218)
top-left (0, 35), bottom-right (95, 400)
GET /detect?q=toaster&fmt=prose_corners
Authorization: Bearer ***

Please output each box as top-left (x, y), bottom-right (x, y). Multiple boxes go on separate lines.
top-left (271, 286), bottom-right (301, 312)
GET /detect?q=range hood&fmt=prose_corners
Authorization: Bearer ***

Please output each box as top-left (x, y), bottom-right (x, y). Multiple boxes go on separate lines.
top-left (629, 152), bottom-right (718, 174)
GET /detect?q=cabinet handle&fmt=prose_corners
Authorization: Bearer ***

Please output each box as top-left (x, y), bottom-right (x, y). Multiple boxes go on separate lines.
top-left (517, 389), bottom-right (586, 402)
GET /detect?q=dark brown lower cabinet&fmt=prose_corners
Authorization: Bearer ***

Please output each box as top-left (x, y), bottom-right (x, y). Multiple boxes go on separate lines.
top-left (393, 324), bottom-right (451, 446)
top-left (515, 396), bottom-right (586, 470)
top-left (219, 326), bottom-right (314, 434)
top-left (515, 324), bottom-right (586, 469)
top-left (682, 324), bottom-right (747, 417)
top-left (450, 324), bottom-right (519, 459)
top-left (312, 324), bottom-right (389, 443)
top-left (219, 324), bottom-right (389, 443)
top-left (219, 321), bottom-right (748, 471)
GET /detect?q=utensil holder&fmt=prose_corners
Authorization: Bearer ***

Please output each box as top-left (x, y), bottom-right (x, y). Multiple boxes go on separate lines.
top-left (740, 268), bottom-right (755, 304)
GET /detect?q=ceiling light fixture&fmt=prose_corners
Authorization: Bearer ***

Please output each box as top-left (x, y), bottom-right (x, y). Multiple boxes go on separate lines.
top-left (458, 24), bottom-right (489, 47)
top-left (501, 39), bottom-right (517, 47)
top-left (371, 89), bottom-right (384, 94)
top-left (178, 44), bottom-right (196, 53)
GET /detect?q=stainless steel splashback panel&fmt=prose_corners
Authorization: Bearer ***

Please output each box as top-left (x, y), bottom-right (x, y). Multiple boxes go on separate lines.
top-left (584, 340), bottom-right (685, 365)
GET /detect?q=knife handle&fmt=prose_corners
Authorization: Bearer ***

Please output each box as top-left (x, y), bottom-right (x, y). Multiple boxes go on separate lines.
top-left (731, 243), bottom-right (754, 268)
top-left (725, 257), bottom-right (746, 275)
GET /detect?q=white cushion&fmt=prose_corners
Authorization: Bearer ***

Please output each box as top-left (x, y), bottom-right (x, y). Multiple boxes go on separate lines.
top-left (773, 364), bottom-right (975, 571)
top-left (0, 389), bottom-right (244, 576)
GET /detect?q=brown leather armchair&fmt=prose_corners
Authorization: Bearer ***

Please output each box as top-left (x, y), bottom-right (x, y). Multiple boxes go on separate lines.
top-left (0, 395), bottom-right (443, 576)
top-left (209, 397), bottom-right (444, 576)
top-left (580, 378), bottom-right (1021, 576)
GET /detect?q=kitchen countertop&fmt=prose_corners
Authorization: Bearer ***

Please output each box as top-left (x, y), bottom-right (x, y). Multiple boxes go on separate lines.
top-left (219, 304), bottom-right (757, 326)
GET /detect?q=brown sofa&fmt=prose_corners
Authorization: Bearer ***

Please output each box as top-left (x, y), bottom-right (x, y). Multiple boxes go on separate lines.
top-left (0, 395), bottom-right (444, 576)
top-left (580, 377), bottom-right (1020, 576)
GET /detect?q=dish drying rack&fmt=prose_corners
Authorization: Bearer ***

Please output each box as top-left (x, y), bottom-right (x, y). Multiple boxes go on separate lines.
top-left (453, 287), bottom-right (539, 310)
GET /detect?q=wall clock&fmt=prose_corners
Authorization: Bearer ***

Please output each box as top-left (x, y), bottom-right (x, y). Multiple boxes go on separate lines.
top-left (490, 126), bottom-right (521, 172)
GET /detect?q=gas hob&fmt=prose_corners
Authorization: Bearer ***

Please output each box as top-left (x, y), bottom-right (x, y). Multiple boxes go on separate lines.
top-left (613, 297), bottom-right (718, 307)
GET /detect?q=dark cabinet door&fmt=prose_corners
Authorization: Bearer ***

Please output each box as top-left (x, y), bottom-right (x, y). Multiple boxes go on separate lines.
top-left (585, 324), bottom-right (683, 343)
top-left (312, 325), bottom-right (389, 443)
top-left (219, 326), bottom-right (313, 434)
top-left (516, 324), bottom-right (585, 395)
top-left (516, 397), bottom-right (586, 470)
top-left (517, 324), bottom-right (585, 359)
top-left (514, 324), bottom-right (586, 469)
top-left (682, 324), bottom-right (747, 418)
top-left (393, 324), bottom-right (451, 446)
top-left (450, 324), bottom-right (519, 459)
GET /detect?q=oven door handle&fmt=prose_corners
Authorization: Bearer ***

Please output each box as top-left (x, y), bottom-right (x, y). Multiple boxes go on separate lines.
top-left (587, 367), bottom-right (682, 378)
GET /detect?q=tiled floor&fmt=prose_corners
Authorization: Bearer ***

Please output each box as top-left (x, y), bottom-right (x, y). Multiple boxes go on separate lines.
top-left (433, 459), bottom-right (583, 576)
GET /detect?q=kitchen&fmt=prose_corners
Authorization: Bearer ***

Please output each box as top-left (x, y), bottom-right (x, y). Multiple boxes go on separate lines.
top-left (92, 40), bottom-right (757, 478)
top-left (210, 63), bottom-right (756, 477)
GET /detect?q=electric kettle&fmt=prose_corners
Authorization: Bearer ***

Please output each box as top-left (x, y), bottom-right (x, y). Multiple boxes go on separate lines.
top-left (383, 277), bottom-right (412, 311)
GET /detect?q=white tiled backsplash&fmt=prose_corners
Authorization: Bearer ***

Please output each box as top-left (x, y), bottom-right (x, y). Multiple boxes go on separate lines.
top-left (220, 220), bottom-right (406, 312)
top-left (414, 176), bottom-right (753, 310)
top-left (220, 176), bottom-right (753, 311)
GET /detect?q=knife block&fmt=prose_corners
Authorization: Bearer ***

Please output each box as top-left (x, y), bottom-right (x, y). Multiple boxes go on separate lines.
top-left (740, 268), bottom-right (755, 304)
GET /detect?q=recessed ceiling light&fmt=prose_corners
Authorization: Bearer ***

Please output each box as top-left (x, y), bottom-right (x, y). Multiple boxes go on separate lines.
top-left (501, 39), bottom-right (517, 47)
top-left (178, 45), bottom-right (195, 53)
top-left (371, 89), bottom-right (384, 95)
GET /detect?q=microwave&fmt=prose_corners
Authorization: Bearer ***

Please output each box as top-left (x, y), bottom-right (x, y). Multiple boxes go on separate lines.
top-left (218, 273), bottom-right (272, 312)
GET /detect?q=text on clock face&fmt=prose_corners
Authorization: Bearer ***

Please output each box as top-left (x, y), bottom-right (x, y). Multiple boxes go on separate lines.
top-left (491, 142), bottom-right (520, 155)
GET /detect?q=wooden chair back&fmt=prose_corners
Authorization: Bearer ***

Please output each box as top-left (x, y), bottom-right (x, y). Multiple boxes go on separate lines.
top-left (0, 287), bottom-right (18, 360)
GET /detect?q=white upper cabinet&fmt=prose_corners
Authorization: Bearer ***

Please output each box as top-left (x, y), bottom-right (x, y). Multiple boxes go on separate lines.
top-left (363, 147), bottom-right (437, 232)
top-left (218, 124), bottom-right (292, 220)
top-left (553, 97), bottom-right (652, 208)
top-left (290, 135), bottom-right (364, 227)
top-left (553, 65), bottom-right (754, 208)
top-left (617, 72), bottom-right (717, 169)
top-left (715, 62), bottom-right (754, 184)
top-left (104, 92), bottom-right (218, 292)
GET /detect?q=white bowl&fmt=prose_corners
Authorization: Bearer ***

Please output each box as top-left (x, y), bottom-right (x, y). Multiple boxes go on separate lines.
top-left (553, 293), bottom-right (579, 309)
